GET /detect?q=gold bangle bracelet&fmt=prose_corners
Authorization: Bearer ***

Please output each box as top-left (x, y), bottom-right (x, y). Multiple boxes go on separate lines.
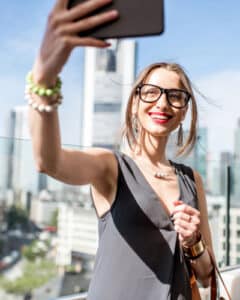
top-left (183, 238), bottom-right (206, 259)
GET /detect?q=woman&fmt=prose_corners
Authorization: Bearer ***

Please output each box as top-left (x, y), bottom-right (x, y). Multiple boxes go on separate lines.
top-left (28, 0), bottom-right (215, 299)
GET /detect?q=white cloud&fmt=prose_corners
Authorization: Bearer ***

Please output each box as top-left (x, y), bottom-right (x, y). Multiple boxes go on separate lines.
top-left (195, 70), bottom-right (240, 157)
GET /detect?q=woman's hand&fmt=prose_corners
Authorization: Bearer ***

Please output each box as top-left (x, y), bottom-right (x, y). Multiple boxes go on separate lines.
top-left (33, 0), bottom-right (119, 85)
top-left (171, 200), bottom-right (201, 248)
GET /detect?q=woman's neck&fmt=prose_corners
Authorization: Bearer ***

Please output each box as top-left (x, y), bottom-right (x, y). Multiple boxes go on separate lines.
top-left (134, 133), bottom-right (170, 166)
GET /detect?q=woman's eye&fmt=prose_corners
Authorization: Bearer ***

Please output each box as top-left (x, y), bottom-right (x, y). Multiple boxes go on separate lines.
top-left (148, 89), bottom-right (158, 95)
top-left (169, 92), bottom-right (181, 99)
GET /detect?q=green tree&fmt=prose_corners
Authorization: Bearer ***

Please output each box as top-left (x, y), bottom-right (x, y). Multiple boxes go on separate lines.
top-left (22, 241), bottom-right (46, 262)
top-left (0, 259), bottom-right (57, 294)
top-left (6, 205), bottom-right (28, 230)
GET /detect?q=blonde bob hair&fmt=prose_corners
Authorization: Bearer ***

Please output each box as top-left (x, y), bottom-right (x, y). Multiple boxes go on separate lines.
top-left (122, 62), bottom-right (198, 156)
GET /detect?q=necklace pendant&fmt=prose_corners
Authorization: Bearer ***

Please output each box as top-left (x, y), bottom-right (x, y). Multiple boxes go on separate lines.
top-left (154, 171), bottom-right (169, 179)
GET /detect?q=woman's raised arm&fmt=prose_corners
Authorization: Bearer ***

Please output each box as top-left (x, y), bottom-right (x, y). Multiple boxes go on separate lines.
top-left (29, 0), bottom-right (118, 186)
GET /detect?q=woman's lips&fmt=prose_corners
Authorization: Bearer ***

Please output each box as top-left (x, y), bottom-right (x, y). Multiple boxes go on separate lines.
top-left (148, 112), bottom-right (173, 124)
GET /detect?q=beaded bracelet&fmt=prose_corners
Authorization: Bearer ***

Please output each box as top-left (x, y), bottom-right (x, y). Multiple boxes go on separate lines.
top-left (25, 92), bottom-right (62, 113)
top-left (25, 70), bottom-right (63, 113)
top-left (26, 71), bottom-right (62, 97)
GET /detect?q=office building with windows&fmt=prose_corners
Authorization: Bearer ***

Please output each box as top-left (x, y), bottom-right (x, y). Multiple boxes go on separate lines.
top-left (167, 127), bottom-right (208, 186)
top-left (233, 118), bottom-right (240, 201)
top-left (6, 106), bottom-right (38, 193)
top-left (219, 204), bottom-right (240, 265)
top-left (80, 40), bottom-right (137, 148)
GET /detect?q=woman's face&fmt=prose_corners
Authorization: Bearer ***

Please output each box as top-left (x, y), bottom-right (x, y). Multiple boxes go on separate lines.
top-left (134, 68), bottom-right (188, 139)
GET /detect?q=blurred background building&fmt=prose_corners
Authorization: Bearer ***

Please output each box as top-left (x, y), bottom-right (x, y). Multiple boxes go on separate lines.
top-left (81, 40), bottom-right (136, 149)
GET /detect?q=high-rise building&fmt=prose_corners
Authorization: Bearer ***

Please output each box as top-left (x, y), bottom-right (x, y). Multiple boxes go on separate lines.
top-left (38, 173), bottom-right (48, 192)
top-left (81, 40), bottom-right (137, 148)
top-left (6, 106), bottom-right (37, 194)
top-left (234, 118), bottom-right (240, 160)
top-left (233, 118), bottom-right (240, 201)
top-left (167, 127), bottom-right (208, 186)
top-left (219, 203), bottom-right (240, 266)
top-left (0, 137), bottom-right (9, 190)
top-left (219, 151), bottom-right (234, 196)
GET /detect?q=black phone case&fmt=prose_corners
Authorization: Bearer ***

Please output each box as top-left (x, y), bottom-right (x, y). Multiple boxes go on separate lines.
top-left (68, 0), bottom-right (164, 39)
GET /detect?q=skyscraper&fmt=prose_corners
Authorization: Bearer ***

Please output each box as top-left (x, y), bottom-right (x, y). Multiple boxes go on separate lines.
top-left (167, 127), bottom-right (208, 186)
top-left (7, 106), bottom-right (29, 190)
top-left (219, 151), bottom-right (234, 196)
top-left (233, 118), bottom-right (240, 201)
top-left (81, 40), bottom-right (137, 149)
top-left (6, 106), bottom-right (37, 193)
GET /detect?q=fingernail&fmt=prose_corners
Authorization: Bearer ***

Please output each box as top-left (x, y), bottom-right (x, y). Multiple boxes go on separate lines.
top-left (173, 200), bottom-right (182, 205)
top-left (109, 10), bottom-right (119, 17)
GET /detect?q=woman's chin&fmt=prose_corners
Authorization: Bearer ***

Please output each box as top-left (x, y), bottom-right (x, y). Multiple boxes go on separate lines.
top-left (142, 128), bottom-right (170, 139)
top-left (141, 124), bottom-right (169, 135)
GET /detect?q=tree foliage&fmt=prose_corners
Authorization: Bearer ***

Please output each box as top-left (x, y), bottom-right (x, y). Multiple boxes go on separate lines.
top-left (0, 260), bottom-right (57, 294)
top-left (6, 205), bottom-right (28, 230)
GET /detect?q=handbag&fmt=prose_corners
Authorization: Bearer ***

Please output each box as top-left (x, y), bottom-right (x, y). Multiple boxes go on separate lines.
top-left (189, 247), bottom-right (232, 300)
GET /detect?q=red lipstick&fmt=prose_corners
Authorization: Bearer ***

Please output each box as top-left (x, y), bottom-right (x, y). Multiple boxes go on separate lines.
top-left (148, 112), bottom-right (172, 124)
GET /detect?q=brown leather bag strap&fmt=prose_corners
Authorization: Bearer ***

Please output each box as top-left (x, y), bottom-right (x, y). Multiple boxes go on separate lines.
top-left (207, 247), bottom-right (232, 300)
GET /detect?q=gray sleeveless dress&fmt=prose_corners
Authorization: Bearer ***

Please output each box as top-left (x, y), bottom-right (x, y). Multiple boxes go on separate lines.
top-left (87, 151), bottom-right (198, 300)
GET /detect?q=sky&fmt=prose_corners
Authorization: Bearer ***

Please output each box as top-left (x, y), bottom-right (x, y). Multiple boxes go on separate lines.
top-left (1, 0), bottom-right (240, 160)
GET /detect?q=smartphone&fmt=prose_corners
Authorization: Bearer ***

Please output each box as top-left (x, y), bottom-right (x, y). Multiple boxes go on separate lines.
top-left (68, 0), bottom-right (164, 39)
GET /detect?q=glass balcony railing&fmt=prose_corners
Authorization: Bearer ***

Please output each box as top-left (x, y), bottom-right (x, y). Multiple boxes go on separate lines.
top-left (0, 136), bottom-right (240, 300)
top-left (55, 292), bottom-right (88, 300)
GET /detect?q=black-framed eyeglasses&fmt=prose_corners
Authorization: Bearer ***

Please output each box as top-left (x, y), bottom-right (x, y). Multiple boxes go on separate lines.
top-left (136, 83), bottom-right (191, 109)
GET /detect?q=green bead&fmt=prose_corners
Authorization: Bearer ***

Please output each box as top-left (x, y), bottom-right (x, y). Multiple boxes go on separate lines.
top-left (38, 88), bottom-right (46, 96)
top-left (25, 70), bottom-right (62, 98)
top-left (33, 86), bottom-right (39, 94)
top-left (46, 89), bottom-right (54, 96)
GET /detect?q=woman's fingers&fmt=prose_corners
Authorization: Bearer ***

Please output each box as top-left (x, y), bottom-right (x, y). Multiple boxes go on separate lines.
top-left (59, 9), bottom-right (118, 35)
top-left (62, 0), bottom-right (114, 22)
top-left (171, 202), bottom-right (201, 246)
top-left (33, 0), bottom-right (117, 84)
top-left (61, 35), bottom-right (111, 48)
top-left (53, 0), bottom-right (69, 10)
top-left (172, 211), bottom-right (200, 225)
top-left (172, 202), bottom-right (200, 217)
top-left (174, 220), bottom-right (199, 242)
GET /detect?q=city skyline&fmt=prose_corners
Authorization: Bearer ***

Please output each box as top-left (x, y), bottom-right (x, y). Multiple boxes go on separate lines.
top-left (1, 1), bottom-right (240, 159)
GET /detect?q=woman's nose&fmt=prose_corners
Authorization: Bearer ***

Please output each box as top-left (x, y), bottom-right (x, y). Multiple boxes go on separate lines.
top-left (156, 92), bottom-right (169, 108)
